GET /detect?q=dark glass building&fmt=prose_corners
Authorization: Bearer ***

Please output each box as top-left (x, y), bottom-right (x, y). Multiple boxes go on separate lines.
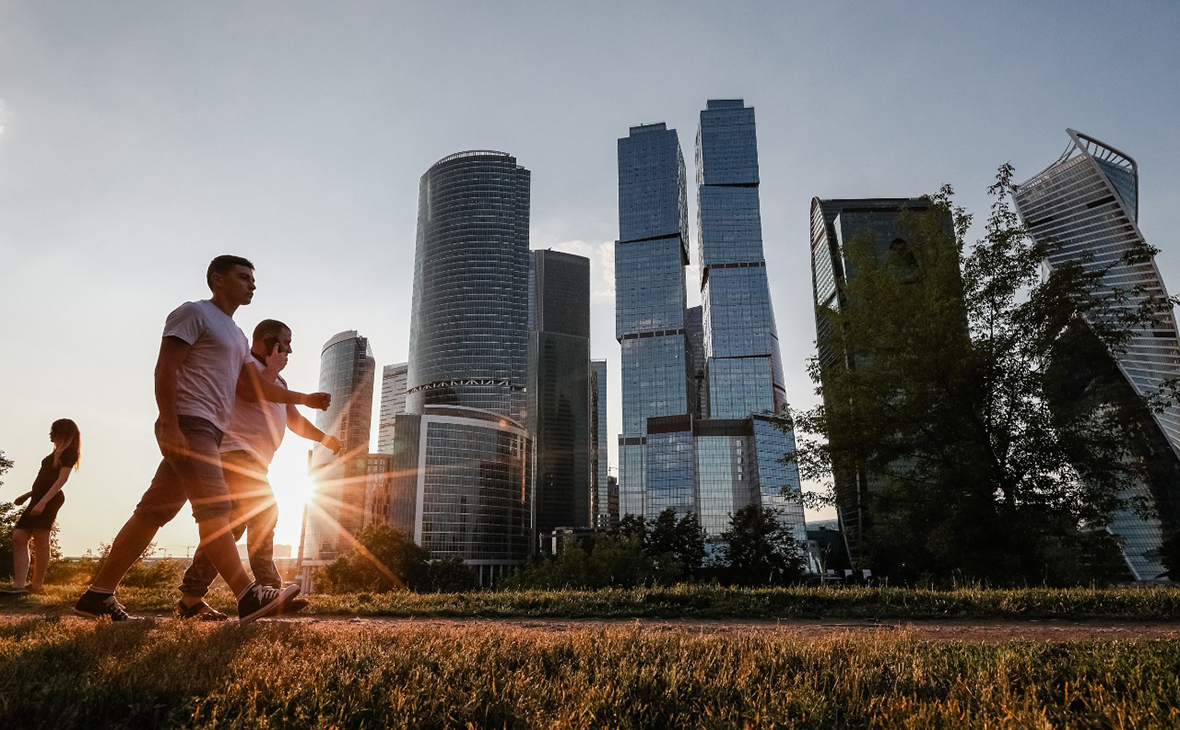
top-left (527, 249), bottom-right (592, 532)
top-left (590, 359), bottom-right (612, 528)
top-left (809, 197), bottom-right (951, 567)
top-left (391, 150), bottom-right (535, 582)
top-left (387, 406), bottom-right (532, 586)
top-left (615, 122), bottom-right (693, 518)
top-left (693, 100), bottom-right (805, 543)
top-left (304, 330), bottom-right (376, 560)
top-left (377, 362), bottom-right (407, 456)
top-left (406, 151), bottom-right (531, 421)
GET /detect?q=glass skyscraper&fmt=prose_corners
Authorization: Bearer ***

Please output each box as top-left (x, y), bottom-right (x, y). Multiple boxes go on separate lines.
top-left (693, 100), bottom-right (804, 542)
top-left (590, 359), bottom-right (611, 528)
top-left (527, 249), bottom-right (592, 532)
top-left (809, 197), bottom-right (950, 566)
top-left (406, 151), bottom-right (531, 421)
top-left (1014, 129), bottom-right (1179, 580)
top-left (615, 122), bottom-right (692, 519)
top-left (304, 330), bottom-right (376, 560)
top-left (613, 100), bottom-right (805, 544)
top-left (377, 362), bottom-right (407, 456)
top-left (389, 150), bottom-right (534, 582)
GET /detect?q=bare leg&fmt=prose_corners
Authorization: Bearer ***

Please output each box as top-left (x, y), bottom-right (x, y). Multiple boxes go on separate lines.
top-left (29, 529), bottom-right (51, 591)
top-left (89, 514), bottom-right (163, 591)
top-left (11, 528), bottom-right (31, 589)
top-left (195, 516), bottom-right (252, 596)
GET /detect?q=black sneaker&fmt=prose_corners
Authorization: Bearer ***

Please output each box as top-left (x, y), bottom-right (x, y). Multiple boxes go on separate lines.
top-left (175, 599), bottom-right (229, 621)
top-left (236, 582), bottom-right (300, 624)
top-left (73, 590), bottom-right (133, 621)
top-left (1, 586), bottom-right (29, 596)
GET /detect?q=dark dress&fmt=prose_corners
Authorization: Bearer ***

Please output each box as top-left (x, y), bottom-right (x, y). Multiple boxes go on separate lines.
top-left (14, 449), bottom-right (76, 530)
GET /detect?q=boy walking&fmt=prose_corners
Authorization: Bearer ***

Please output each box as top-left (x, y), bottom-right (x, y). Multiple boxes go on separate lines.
top-left (75, 256), bottom-right (330, 622)
top-left (176, 319), bottom-right (341, 620)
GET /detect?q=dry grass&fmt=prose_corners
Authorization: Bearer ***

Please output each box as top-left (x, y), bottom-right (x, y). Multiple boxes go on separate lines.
top-left (12, 581), bottom-right (1180, 621)
top-left (1, 617), bottom-right (1178, 728)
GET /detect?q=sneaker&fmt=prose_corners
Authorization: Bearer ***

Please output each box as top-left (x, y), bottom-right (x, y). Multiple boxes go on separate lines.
top-left (73, 590), bottom-right (133, 621)
top-left (175, 599), bottom-right (229, 621)
top-left (236, 582), bottom-right (300, 624)
top-left (1, 586), bottom-right (28, 596)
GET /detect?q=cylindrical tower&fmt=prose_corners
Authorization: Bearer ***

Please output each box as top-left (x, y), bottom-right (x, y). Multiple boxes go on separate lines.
top-left (304, 330), bottom-right (375, 560)
top-left (406, 151), bottom-right (531, 420)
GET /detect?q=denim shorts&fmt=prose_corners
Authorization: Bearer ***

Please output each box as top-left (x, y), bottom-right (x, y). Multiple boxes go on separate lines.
top-left (132, 416), bottom-right (233, 526)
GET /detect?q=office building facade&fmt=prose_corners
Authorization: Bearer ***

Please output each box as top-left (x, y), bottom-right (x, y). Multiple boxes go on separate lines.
top-left (406, 150), bottom-right (531, 421)
top-left (810, 196), bottom-right (959, 566)
top-left (377, 363), bottom-right (408, 456)
top-left (391, 150), bottom-right (534, 580)
top-left (612, 101), bottom-right (806, 545)
top-left (590, 359), bottom-right (611, 528)
top-left (304, 330), bottom-right (376, 560)
top-left (615, 122), bottom-right (693, 519)
top-left (1014, 129), bottom-right (1179, 580)
top-left (387, 406), bottom-right (532, 586)
top-left (693, 100), bottom-right (805, 542)
top-left (527, 249), bottom-right (592, 532)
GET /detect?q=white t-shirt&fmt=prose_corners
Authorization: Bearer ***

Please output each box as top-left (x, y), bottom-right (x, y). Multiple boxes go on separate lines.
top-left (221, 359), bottom-right (288, 466)
top-left (162, 300), bottom-right (251, 432)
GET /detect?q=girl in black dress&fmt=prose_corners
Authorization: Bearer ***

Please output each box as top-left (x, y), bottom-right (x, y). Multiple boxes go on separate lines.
top-left (6, 419), bottom-right (81, 594)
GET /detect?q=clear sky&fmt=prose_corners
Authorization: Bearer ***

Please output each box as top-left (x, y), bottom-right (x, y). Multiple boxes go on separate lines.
top-left (2, 1), bottom-right (1179, 557)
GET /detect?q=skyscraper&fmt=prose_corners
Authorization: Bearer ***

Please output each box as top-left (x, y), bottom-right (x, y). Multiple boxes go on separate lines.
top-left (613, 101), bottom-right (806, 545)
top-left (615, 122), bottom-right (693, 519)
top-left (405, 150), bottom-right (531, 421)
top-left (809, 196), bottom-right (951, 566)
top-left (527, 249), bottom-right (592, 532)
top-left (390, 150), bottom-right (534, 584)
top-left (694, 99), bottom-right (805, 542)
top-left (377, 363), bottom-right (408, 456)
top-left (696, 99), bottom-right (786, 418)
top-left (590, 359), bottom-right (611, 528)
top-left (304, 330), bottom-right (376, 560)
top-left (1014, 129), bottom-right (1180, 580)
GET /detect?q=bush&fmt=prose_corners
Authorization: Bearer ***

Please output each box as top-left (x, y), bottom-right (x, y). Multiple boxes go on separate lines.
top-left (315, 524), bottom-right (430, 593)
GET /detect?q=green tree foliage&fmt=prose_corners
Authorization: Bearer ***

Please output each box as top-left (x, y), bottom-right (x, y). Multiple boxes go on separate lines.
top-left (503, 509), bottom-right (708, 590)
top-left (426, 554), bottom-right (479, 593)
top-left (790, 166), bottom-right (1169, 584)
top-left (316, 524), bottom-right (479, 593)
top-left (0, 452), bottom-right (14, 580)
top-left (316, 524), bottom-right (431, 593)
top-left (501, 534), bottom-right (657, 590)
top-left (717, 505), bottom-right (806, 585)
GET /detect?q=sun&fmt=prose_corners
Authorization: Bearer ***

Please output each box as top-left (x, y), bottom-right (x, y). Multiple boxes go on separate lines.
top-left (265, 442), bottom-right (317, 550)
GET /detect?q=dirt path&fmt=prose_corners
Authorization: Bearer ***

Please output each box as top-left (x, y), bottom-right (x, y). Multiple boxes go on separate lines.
top-left (284, 616), bottom-right (1180, 641)
top-left (3, 608), bottom-right (1178, 641)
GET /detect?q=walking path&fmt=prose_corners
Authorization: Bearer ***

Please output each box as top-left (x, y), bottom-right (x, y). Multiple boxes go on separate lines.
top-left (4, 609), bottom-right (1175, 641)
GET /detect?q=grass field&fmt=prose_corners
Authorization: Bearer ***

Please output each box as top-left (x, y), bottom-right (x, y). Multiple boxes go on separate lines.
top-left (9, 581), bottom-right (1180, 620)
top-left (1, 617), bottom-right (1178, 729)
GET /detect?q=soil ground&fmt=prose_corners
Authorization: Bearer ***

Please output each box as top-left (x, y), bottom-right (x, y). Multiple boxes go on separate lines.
top-left (2, 609), bottom-right (1178, 641)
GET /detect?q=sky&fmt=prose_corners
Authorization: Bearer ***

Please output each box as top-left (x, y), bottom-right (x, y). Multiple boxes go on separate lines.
top-left (2, 1), bottom-right (1179, 557)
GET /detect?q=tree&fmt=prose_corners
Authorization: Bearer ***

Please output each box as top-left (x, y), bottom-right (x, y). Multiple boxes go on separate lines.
top-left (646, 509), bottom-right (706, 580)
top-left (0, 452), bottom-right (17, 580)
top-left (790, 166), bottom-right (1168, 584)
top-left (718, 505), bottom-right (806, 585)
top-left (316, 524), bottom-right (430, 593)
top-left (425, 554), bottom-right (479, 593)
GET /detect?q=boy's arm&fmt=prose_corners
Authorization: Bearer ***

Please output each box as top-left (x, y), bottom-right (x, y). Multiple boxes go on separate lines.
top-left (287, 405), bottom-right (341, 454)
top-left (237, 361), bottom-right (331, 409)
top-left (155, 336), bottom-right (191, 457)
